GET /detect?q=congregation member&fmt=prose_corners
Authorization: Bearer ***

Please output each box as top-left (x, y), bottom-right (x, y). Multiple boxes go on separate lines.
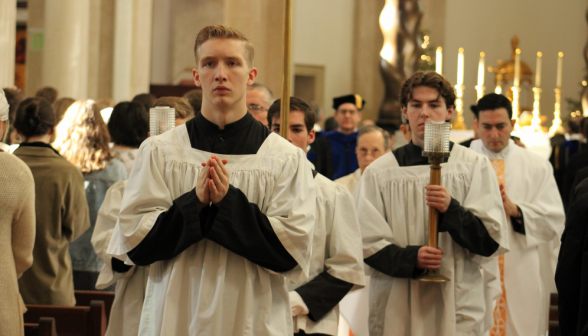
top-left (246, 82), bottom-right (275, 127)
top-left (153, 96), bottom-right (196, 126)
top-left (53, 100), bottom-right (128, 291)
top-left (14, 97), bottom-right (91, 305)
top-left (335, 125), bottom-right (391, 194)
top-left (52, 97), bottom-right (75, 125)
top-left (470, 93), bottom-right (565, 336)
top-left (108, 101), bottom-right (149, 174)
top-left (107, 25), bottom-right (315, 335)
top-left (92, 97), bottom-right (197, 336)
top-left (132, 93), bottom-right (156, 112)
top-left (0, 89), bottom-right (35, 336)
top-left (268, 97), bottom-right (365, 336)
top-left (561, 117), bottom-right (588, 209)
top-left (355, 71), bottom-right (508, 336)
top-left (309, 94), bottom-right (364, 180)
top-left (183, 88), bottom-right (203, 114)
top-left (35, 86), bottom-right (58, 104)
top-left (2, 87), bottom-right (23, 146)
top-left (556, 177), bottom-right (588, 335)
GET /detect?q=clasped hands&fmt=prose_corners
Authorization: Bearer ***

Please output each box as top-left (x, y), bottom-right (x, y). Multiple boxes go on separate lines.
top-left (417, 184), bottom-right (451, 270)
top-left (195, 155), bottom-right (230, 210)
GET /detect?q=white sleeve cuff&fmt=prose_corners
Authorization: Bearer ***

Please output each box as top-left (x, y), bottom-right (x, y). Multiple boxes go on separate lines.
top-left (289, 291), bottom-right (310, 316)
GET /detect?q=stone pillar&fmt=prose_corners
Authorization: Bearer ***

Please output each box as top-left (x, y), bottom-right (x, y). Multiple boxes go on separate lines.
top-left (112, 0), bottom-right (152, 101)
top-left (43, 0), bottom-right (90, 99)
top-left (88, 0), bottom-right (116, 100)
top-left (0, 0), bottom-right (17, 88)
top-left (151, 0), bottom-right (172, 84)
top-left (25, 0), bottom-right (44, 96)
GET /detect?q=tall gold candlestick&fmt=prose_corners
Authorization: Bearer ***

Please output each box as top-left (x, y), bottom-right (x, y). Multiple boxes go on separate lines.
top-left (453, 84), bottom-right (466, 130)
top-left (549, 88), bottom-right (564, 136)
top-left (529, 87), bottom-right (542, 132)
top-left (512, 86), bottom-right (521, 131)
top-left (279, 0), bottom-right (293, 139)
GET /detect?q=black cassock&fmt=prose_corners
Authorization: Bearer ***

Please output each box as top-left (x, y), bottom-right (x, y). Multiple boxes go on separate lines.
top-left (555, 177), bottom-right (588, 336)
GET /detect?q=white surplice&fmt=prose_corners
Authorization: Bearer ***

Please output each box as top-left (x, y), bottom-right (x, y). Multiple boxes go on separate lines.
top-left (106, 125), bottom-right (316, 336)
top-left (356, 144), bottom-right (509, 336)
top-left (470, 139), bottom-right (565, 336)
top-left (91, 180), bottom-right (148, 336)
top-left (289, 173), bottom-right (365, 335)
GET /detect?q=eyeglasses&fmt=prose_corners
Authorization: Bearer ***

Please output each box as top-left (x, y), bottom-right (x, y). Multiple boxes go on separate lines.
top-left (248, 104), bottom-right (267, 113)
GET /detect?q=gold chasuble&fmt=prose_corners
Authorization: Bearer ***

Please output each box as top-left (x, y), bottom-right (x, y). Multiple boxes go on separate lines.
top-left (489, 159), bottom-right (507, 336)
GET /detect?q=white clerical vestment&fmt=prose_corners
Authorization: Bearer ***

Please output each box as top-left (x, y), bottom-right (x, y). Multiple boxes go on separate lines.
top-left (107, 124), bottom-right (316, 336)
top-left (356, 143), bottom-right (509, 336)
top-left (289, 172), bottom-right (365, 335)
top-left (335, 168), bottom-right (361, 194)
top-left (470, 139), bottom-right (565, 336)
top-left (92, 180), bottom-right (148, 336)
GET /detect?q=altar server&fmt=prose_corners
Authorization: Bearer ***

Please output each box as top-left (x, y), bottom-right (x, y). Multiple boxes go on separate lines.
top-left (470, 93), bottom-right (565, 336)
top-left (356, 71), bottom-right (508, 336)
top-left (268, 97), bottom-right (365, 336)
top-left (107, 25), bottom-right (315, 335)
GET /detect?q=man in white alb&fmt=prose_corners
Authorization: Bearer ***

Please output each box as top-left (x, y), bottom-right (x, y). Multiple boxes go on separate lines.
top-left (107, 25), bottom-right (316, 336)
top-left (470, 93), bottom-right (565, 336)
top-left (356, 71), bottom-right (509, 336)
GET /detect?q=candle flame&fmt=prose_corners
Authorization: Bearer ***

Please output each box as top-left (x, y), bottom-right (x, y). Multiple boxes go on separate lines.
top-left (458, 48), bottom-right (464, 53)
top-left (558, 52), bottom-right (564, 57)
top-left (516, 48), bottom-right (521, 54)
top-left (437, 47), bottom-right (442, 51)
top-left (537, 52), bottom-right (542, 57)
top-left (480, 52), bottom-right (485, 57)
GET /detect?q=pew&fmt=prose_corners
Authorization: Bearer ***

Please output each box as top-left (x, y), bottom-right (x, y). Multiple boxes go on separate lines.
top-left (24, 317), bottom-right (58, 336)
top-left (24, 300), bottom-right (107, 336)
top-left (549, 293), bottom-right (560, 336)
top-left (75, 290), bottom-right (115, 324)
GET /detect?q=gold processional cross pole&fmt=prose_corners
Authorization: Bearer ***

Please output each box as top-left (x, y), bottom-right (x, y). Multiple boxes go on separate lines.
top-left (279, 0), bottom-right (292, 139)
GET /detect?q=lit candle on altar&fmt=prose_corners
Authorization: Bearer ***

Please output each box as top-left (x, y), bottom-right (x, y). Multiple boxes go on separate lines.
top-left (514, 48), bottom-right (521, 87)
top-left (477, 52), bottom-right (485, 86)
top-left (535, 52), bottom-right (542, 88)
top-left (457, 48), bottom-right (464, 85)
top-left (556, 52), bottom-right (563, 88)
top-left (436, 47), bottom-right (443, 74)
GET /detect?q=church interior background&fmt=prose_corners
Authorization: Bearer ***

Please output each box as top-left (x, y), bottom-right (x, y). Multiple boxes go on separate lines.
top-left (1, 0), bottom-right (586, 151)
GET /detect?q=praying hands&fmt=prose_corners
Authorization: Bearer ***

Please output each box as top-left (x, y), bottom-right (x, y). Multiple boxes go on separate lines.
top-left (196, 155), bottom-right (230, 209)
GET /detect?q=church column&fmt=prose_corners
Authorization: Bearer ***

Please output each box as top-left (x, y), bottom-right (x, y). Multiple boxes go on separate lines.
top-left (112, 0), bottom-right (152, 102)
top-left (43, 0), bottom-right (90, 99)
top-left (0, 0), bottom-right (17, 87)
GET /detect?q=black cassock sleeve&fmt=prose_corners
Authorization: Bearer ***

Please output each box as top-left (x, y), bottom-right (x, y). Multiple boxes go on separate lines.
top-left (295, 272), bottom-right (354, 322)
top-left (438, 198), bottom-right (499, 257)
top-left (204, 184), bottom-right (298, 273)
top-left (511, 206), bottom-right (526, 235)
top-left (364, 244), bottom-right (424, 278)
top-left (127, 188), bottom-right (206, 266)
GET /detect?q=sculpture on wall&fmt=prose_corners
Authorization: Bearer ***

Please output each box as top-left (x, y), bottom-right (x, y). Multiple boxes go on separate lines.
top-left (377, 0), bottom-right (423, 131)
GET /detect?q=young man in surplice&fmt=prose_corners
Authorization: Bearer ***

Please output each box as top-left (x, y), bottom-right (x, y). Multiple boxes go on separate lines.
top-left (268, 97), bottom-right (365, 336)
top-left (355, 71), bottom-right (509, 336)
top-left (107, 25), bottom-right (316, 336)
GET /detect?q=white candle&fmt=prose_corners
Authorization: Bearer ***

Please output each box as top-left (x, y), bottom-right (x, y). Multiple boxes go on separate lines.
top-left (436, 47), bottom-right (443, 74)
top-left (457, 48), bottom-right (464, 85)
top-left (556, 52), bottom-right (563, 88)
top-left (535, 52), bottom-right (542, 88)
top-left (514, 48), bottom-right (521, 87)
top-left (477, 52), bottom-right (485, 86)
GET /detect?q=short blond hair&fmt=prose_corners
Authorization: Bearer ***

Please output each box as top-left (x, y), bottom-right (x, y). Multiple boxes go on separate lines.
top-left (194, 25), bottom-right (254, 67)
top-left (153, 97), bottom-right (195, 120)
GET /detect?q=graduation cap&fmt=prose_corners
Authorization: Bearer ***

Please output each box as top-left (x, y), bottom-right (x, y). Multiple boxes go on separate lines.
top-left (332, 94), bottom-right (365, 111)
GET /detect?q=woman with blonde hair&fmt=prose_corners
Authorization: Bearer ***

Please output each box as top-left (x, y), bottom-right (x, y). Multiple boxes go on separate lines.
top-left (13, 97), bottom-right (90, 306)
top-left (0, 89), bottom-right (36, 336)
top-left (53, 100), bottom-right (128, 291)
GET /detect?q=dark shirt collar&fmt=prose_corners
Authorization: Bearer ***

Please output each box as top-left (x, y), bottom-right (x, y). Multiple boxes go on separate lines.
top-left (195, 111), bottom-right (255, 138)
top-left (393, 141), bottom-right (454, 167)
top-left (18, 142), bottom-right (61, 155)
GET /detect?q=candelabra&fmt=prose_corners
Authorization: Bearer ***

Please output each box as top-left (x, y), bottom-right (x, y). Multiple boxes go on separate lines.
top-left (528, 87), bottom-right (542, 132)
top-left (549, 88), bottom-right (564, 136)
top-left (452, 84), bottom-right (466, 130)
top-left (511, 86), bottom-right (521, 131)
